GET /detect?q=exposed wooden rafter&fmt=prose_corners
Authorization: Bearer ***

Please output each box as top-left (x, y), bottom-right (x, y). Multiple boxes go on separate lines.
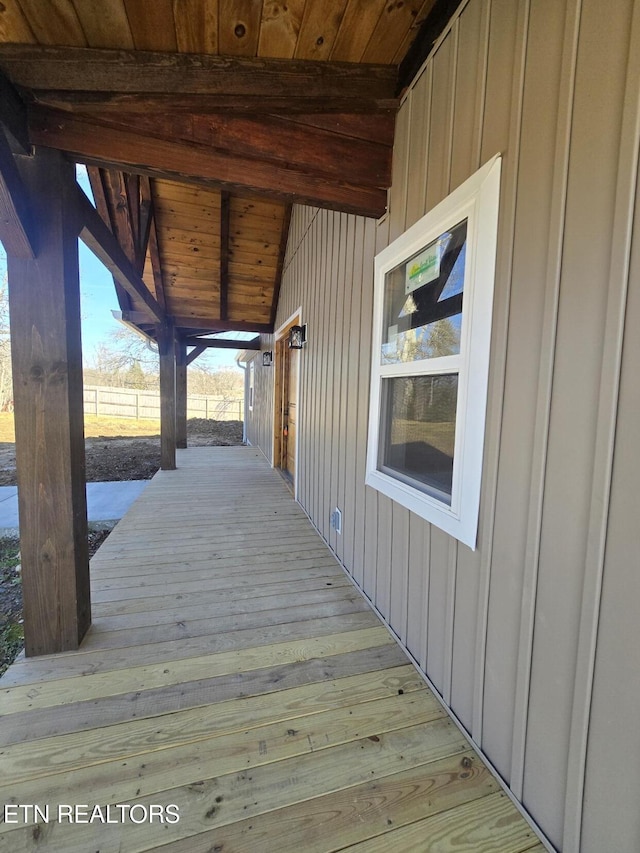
top-left (186, 344), bottom-right (207, 366)
top-left (60, 112), bottom-right (394, 188)
top-left (76, 187), bottom-right (165, 322)
top-left (137, 175), bottom-right (153, 272)
top-left (0, 72), bottom-right (29, 154)
top-left (0, 129), bottom-right (37, 258)
top-left (0, 45), bottom-right (399, 114)
top-left (28, 109), bottom-right (388, 218)
top-left (270, 204), bottom-right (293, 327)
top-left (182, 337), bottom-right (261, 351)
top-left (119, 310), bottom-right (272, 334)
top-left (140, 175), bottom-right (167, 310)
top-left (86, 165), bottom-right (132, 312)
top-left (219, 190), bottom-right (230, 322)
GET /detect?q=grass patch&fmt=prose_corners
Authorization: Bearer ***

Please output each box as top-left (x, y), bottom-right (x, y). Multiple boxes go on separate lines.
top-left (0, 412), bottom-right (161, 443)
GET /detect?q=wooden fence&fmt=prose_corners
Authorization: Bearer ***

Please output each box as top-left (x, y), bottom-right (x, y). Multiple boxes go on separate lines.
top-left (83, 385), bottom-right (244, 421)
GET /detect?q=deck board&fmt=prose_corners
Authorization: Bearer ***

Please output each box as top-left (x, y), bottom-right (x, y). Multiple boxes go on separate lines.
top-left (0, 446), bottom-right (543, 851)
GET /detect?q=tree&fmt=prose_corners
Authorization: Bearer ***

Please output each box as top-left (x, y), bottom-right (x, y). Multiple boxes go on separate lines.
top-left (123, 360), bottom-right (147, 389)
top-left (85, 327), bottom-right (158, 389)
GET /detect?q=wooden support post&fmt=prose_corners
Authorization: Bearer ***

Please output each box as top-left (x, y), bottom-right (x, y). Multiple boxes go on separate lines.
top-left (157, 321), bottom-right (176, 470)
top-left (7, 147), bottom-right (90, 656)
top-left (176, 339), bottom-right (187, 449)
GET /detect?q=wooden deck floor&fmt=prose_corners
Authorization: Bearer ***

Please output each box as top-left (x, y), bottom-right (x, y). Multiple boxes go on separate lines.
top-left (0, 447), bottom-right (545, 852)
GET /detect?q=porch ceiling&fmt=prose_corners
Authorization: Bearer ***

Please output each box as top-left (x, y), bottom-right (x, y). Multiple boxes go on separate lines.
top-left (0, 0), bottom-right (456, 339)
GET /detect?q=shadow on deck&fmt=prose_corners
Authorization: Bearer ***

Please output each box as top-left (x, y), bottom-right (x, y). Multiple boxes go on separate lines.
top-left (0, 446), bottom-right (545, 852)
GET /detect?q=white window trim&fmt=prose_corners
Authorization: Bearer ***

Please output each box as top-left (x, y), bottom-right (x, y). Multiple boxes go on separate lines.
top-left (366, 155), bottom-right (501, 550)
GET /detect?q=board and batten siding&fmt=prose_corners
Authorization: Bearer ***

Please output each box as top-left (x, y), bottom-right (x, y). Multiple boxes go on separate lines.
top-left (248, 1), bottom-right (640, 850)
top-left (243, 348), bottom-right (274, 462)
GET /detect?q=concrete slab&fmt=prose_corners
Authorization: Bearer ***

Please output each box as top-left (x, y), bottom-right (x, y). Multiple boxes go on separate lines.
top-left (0, 480), bottom-right (150, 530)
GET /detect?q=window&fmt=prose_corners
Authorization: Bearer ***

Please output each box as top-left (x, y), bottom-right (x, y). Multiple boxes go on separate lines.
top-left (366, 156), bottom-right (501, 549)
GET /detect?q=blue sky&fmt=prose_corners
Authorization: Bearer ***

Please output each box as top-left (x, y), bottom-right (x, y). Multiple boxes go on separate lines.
top-left (0, 167), bottom-right (241, 371)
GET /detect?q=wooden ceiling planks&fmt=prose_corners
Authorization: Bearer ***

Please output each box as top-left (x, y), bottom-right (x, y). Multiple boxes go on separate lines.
top-left (0, 0), bottom-right (447, 337)
top-left (294, 0), bottom-right (349, 61)
top-left (15, 0), bottom-right (86, 46)
top-left (71, 0), bottom-right (134, 50)
top-left (123, 0), bottom-right (177, 52)
top-left (330, 0), bottom-right (388, 62)
top-left (7, 0), bottom-right (424, 65)
top-left (257, 0), bottom-right (305, 59)
top-left (218, 0), bottom-right (262, 57)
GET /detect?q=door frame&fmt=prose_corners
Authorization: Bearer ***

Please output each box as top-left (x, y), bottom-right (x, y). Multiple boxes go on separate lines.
top-left (273, 308), bottom-right (302, 500)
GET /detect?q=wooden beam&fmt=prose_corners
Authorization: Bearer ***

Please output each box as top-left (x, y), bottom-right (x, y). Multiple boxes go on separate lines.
top-left (0, 129), bottom-right (37, 258)
top-left (7, 147), bottom-right (90, 656)
top-left (142, 177), bottom-right (167, 311)
top-left (397, 0), bottom-right (462, 92)
top-left (186, 344), bottom-right (207, 366)
top-left (157, 321), bottom-right (176, 470)
top-left (174, 316), bottom-right (273, 333)
top-left (220, 190), bottom-right (230, 322)
top-left (31, 91), bottom-right (399, 115)
top-left (76, 186), bottom-right (165, 322)
top-left (29, 109), bottom-right (388, 218)
top-left (86, 165), bottom-right (132, 311)
top-left (119, 310), bottom-right (273, 335)
top-left (182, 337), bottom-right (261, 350)
top-left (0, 45), bottom-right (398, 112)
top-left (270, 204), bottom-right (292, 327)
top-left (175, 339), bottom-right (187, 450)
top-left (70, 112), bottom-right (393, 188)
top-left (0, 71), bottom-right (30, 154)
top-left (101, 169), bottom-right (138, 265)
top-left (137, 174), bottom-right (153, 273)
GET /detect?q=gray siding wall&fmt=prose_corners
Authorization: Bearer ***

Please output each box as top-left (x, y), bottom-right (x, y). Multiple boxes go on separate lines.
top-left (250, 1), bottom-right (640, 850)
top-left (243, 347), bottom-right (274, 462)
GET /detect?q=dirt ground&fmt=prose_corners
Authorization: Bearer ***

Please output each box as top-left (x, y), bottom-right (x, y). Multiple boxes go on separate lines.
top-left (0, 418), bottom-right (244, 675)
top-left (0, 418), bottom-right (244, 485)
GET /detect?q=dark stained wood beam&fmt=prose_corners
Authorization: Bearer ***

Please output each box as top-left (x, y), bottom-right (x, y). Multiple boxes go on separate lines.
top-left (219, 190), bottom-right (230, 322)
top-left (186, 344), bottom-right (207, 366)
top-left (270, 204), bottom-right (292, 327)
top-left (119, 310), bottom-right (272, 335)
top-left (0, 45), bottom-right (398, 113)
top-left (398, 0), bottom-right (462, 92)
top-left (175, 339), bottom-right (187, 449)
top-left (75, 113), bottom-right (392, 189)
top-left (137, 174), bottom-right (153, 273)
top-left (76, 186), bottom-right (165, 322)
top-left (29, 109), bottom-right (388, 218)
top-left (0, 71), bottom-right (30, 153)
top-left (141, 177), bottom-right (167, 311)
top-left (102, 169), bottom-right (138, 265)
top-left (29, 92), bottom-right (396, 116)
top-left (86, 165), bottom-right (132, 312)
top-left (182, 337), bottom-right (261, 350)
top-left (124, 173), bottom-right (142, 267)
top-left (157, 320), bottom-right (177, 470)
top-left (8, 147), bottom-right (90, 655)
top-left (174, 316), bottom-right (273, 333)
top-left (0, 129), bottom-right (37, 258)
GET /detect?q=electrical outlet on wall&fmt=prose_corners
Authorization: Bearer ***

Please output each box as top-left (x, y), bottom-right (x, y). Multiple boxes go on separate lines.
top-left (330, 507), bottom-right (342, 534)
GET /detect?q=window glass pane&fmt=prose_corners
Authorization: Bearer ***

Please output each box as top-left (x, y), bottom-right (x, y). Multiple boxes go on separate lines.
top-left (381, 219), bottom-right (467, 364)
top-left (379, 374), bottom-right (458, 503)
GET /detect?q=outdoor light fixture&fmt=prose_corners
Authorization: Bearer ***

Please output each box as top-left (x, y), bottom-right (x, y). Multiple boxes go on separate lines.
top-left (262, 351), bottom-right (273, 366)
top-left (288, 324), bottom-right (307, 349)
